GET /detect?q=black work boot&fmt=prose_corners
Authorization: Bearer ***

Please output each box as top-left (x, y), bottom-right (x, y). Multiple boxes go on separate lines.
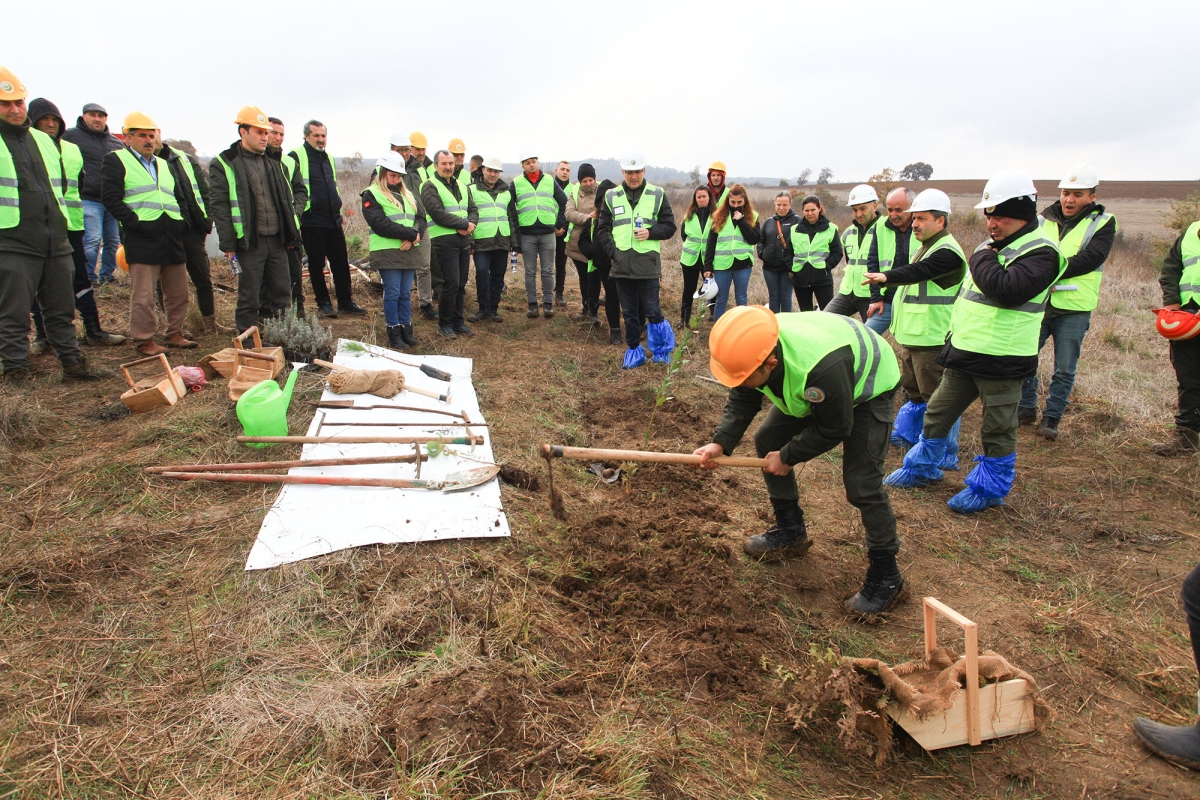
top-left (527, 303), bottom-right (539, 319)
top-left (1132, 719), bottom-right (1200, 770)
top-left (743, 500), bottom-right (811, 559)
top-left (400, 324), bottom-right (420, 346)
top-left (846, 550), bottom-right (905, 617)
top-left (420, 304), bottom-right (438, 321)
top-left (386, 324), bottom-right (407, 350)
top-left (61, 355), bottom-right (111, 382)
top-left (1153, 427), bottom-right (1200, 457)
top-left (83, 311), bottom-right (126, 346)
top-left (1018, 406), bottom-right (1037, 426)
top-left (1038, 415), bottom-right (1060, 441)
top-left (610, 329), bottom-right (622, 345)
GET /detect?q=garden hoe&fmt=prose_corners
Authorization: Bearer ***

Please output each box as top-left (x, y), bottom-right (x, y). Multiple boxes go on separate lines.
top-left (155, 465), bottom-right (500, 493)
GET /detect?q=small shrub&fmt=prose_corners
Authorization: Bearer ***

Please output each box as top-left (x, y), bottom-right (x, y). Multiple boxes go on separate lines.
top-left (1163, 191), bottom-right (1200, 233)
top-left (260, 309), bottom-right (334, 355)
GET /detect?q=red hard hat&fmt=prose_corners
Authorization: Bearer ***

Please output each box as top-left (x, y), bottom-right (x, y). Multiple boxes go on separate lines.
top-left (1154, 308), bottom-right (1200, 340)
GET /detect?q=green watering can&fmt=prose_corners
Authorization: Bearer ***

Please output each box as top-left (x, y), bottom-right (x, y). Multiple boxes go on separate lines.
top-left (236, 363), bottom-right (304, 447)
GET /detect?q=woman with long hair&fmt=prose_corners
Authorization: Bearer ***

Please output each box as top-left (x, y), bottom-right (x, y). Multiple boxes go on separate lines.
top-left (789, 195), bottom-right (843, 311)
top-left (678, 185), bottom-right (711, 327)
top-left (577, 179), bottom-right (623, 344)
top-left (703, 184), bottom-right (759, 321)
top-left (360, 152), bottom-right (427, 349)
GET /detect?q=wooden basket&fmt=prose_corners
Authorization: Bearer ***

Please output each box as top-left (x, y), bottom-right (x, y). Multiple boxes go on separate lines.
top-left (227, 326), bottom-right (283, 402)
top-left (119, 354), bottom-right (187, 413)
top-left (233, 326), bottom-right (283, 377)
top-left (885, 598), bottom-right (1037, 750)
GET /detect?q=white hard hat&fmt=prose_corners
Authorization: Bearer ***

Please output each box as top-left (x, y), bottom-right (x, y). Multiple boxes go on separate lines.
top-left (1059, 163), bottom-right (1099, 190)
top-left (388, 131), bottom-right (409, 147)
top-left (694, 277), bottom-right (718, 301)
top-left (975, 168), bottom-right (1037, 210)
top-left (908, 188), bottom-right (952, 215)
top-left (376, 152), bottom-right (406, 174)
top-left (619, 150), bottom-right (647, 171)
top-left (518, 151), bottom-right (538, 163)
top-left (847, 184), bottom-right (878, 206)
top-left (482, 156), bottom-right (503, 171)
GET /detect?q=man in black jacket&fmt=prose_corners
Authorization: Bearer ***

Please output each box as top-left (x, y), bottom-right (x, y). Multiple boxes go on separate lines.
top-left (63, 102), bottom-right (123, 284)
top-left (758, 192), bottom-right (800, 312)
top-left (421, 150), bottom-right (479, 339)
top-left (266, 117), bottom-right (306, 317)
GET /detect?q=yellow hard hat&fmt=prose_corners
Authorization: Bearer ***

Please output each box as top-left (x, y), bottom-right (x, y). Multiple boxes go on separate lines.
top-left (708, 306), bottom-right (779, 387)
top-left (0, 66), bottom-right (28, 101)
top-left (409, 131), bottom-right (428, 148)
top-left (708, 160), bottom-right (727, 173)
top-left (234, 105), bottom-right (272, 130)
top-left (448, 137), bottom-right (466, 154)
top-left (122, 111), bottom-right (157, 133)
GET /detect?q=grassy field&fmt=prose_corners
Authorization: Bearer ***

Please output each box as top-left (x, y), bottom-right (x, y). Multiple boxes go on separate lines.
top-left (1, 186), bottom-right (1198, 798)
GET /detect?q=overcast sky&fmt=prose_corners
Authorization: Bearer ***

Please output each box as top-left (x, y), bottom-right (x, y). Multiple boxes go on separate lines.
top-left (10, 0), bottom-right (1199, 182)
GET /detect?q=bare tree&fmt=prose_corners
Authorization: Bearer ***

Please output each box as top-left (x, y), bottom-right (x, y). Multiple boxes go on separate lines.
top-left (689, 165), bottom-right (701, 185)
top-left (817, 167), bottom-right (834, 185)
top-left (797, 168), bottom-right (812, 187)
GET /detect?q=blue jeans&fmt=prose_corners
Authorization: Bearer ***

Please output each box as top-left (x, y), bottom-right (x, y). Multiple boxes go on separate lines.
top-left (1020, 310), bottom-right (1091, 420)
top-left (712, 268), bottom-right (751, 321)
top-left (82, 199), bottom-right (120, 281)
top-left (762, 269), bottom-right (793, 313)
top-left (866, 301), bottom-right (892, 334)
top-left (380, 269), bottom-right (415, 327)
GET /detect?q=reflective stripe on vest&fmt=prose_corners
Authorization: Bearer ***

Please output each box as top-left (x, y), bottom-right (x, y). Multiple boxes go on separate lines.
top-left (1179, 220), bottom-right (1200, 306)
top-left (213, 154), bottom-right (244, 240)
top-left (174, 153), bottom-right (207, 217)
top-left (890, 234), bottom-right (966, 348)
top-left (426, 177), bottom-right (468, 239)
top-left (288, 147), bottom-right (337, 213)
top-left (874, 223), bottom-right (917, 270)
top-left (759, 312), bottom-right (900, 419)
top-left (0, 128), bottom-right (69, 229)
top-left (513, 173), bottom-right (558, 227)
top-left (712, 212), bottom-right (758, 270)
top-left (1045, 210), bottom-right (1117, 312)
top-left (680, 214), bottom-right (709, 267)
top-left (950, 231), bottom-right (1067, 357)
top-left (115, 149), bottom-right (181, 221)
top-left (606, 183), bottom-right (665, 254)
top-left (365, 184), bottom-right (416, 252)
top-left (469, 183), bottom-right (512, 240)
top-left (60, 139), bottom-right (85, 232)
top-left (791, 223), bottom-right (839, 271)
top-left (837, 217), bottom-right (880, 297)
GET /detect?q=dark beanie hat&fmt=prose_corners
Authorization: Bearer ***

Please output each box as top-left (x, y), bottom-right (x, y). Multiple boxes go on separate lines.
top-left (984, 195), bottom-right (1038, 222)
top-left (577, 163), bottom-right (595, 181)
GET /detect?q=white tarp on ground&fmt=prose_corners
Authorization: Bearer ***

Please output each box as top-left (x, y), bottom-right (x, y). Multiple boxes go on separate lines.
top-left (244, 340), bottom-right (509, 570)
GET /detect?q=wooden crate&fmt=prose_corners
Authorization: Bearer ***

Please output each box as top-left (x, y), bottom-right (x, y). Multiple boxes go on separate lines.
top-left (228, 349), bottom-right (280, 402)
top-left (119, 354), bottom-right (187, 413)
top-left (233, 326), bottom-right (283, 378)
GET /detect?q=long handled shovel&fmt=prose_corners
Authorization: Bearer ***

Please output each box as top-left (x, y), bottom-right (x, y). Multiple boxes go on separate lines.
top-left (143, 454), bottom-right (426, 474)
top-left (157, 465), bottom-right (500, 493)
top-left (237, 434), bottom-right (484, 445)
top-left (541, 444), bottom-right (768, 468)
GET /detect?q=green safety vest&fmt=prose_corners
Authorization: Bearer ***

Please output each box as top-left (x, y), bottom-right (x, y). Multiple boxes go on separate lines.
top-left (837, 217), bottom-right (880, 297)
top-left (950, 230), bottom-right (1067, 357)
top-left (711, 212), bottom-right (758, 270)
top-left (513, 173), bottom-right (558, 227)
top-left (426, 176), bottom-right (468, 239)
top-left (565, 182), bottom-right (580, 242)
top-left (1044, 210), bottom-right (1117, 312)
top-left (759, 312), bottom-right (900, 419)
top-left (60, 139), bottom-right (84, 232)
top-left (280, 153), bottom-right (296, 182)
top-left (791, 223), bottom-right (840, 272)
top-left (0, 127), bottom-right (69, 230)
top-left (680, 213), bottom-right (709, 267)
top-left (890, 234), bottom-right (966, 348)
top-left (115, 148), bottom-right (181, 222)
top-left (173, 153), bottom-right (206, 218)
top-left (288, 146), bottom-right (337, 212)
top-left (469, 183), bottom-right (511, 240)
top-left (213, 154), bottom-right (244, 241)
top-left (874, 223), bottom-right (917, 271)
top-left (605, 182), bottom-right (665, 254)
top-left (365, 183), bottom-right (416, 252)
top-left (1179, 220), bottom-right (1200, 308)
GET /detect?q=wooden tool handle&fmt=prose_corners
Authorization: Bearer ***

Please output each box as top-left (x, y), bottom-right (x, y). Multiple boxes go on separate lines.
top-left (237, 435), bottom-right (484, 445)
top-left (234, 349), bottom-right (278, 363)
top-left (542, 444), bottom-right (767, 468)
top-left (120, 353), bottom-right (172, 388)
top-left (144, 453), bottom-right (426, 473)
top-left (312, 358), bottom-right (343, 371)
top-left (234, 326), bottom-right (262, 350)
top-left (923, 597), bottom-right (981, 746)
top-left (160, 471), bottom-right (440, 490)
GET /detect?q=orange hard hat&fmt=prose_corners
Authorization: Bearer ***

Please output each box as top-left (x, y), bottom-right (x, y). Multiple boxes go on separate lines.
top-left (116, 245), bottom-right (128, 272)
top-left (708, 160), bottom-right (727, 173)
top-left (409, 131), bottom-right (428, 148)
top-left (448, 137), bottom-right (466, 154)
top-left (708, 305), bottom-right (780, 387)
top-left (1154, 308), bottom-right (1200, 340)
top-left (234, 105), bottom-right (271, 130)
top-left (0, 66), bottom-right (28, 101)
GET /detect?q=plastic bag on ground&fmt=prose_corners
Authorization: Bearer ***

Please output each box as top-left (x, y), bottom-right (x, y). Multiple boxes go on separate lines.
top-left (883, 435), bottom-right (948, 488)
top-left (890, 401), bottom-right (926, 448)
top-left (646, 320), bottom-right (676, 363)
top-left (622, 347), bottom-right (646, 369)
top-left (947, 452), bottom-right (1016, 513)
top-left (174, 365), bottom-right (208, 392)
top-left (940, 417), bottom-right (963, 470)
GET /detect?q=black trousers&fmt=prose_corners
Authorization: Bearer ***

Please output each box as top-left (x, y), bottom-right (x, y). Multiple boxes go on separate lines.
top-left (791, 278), bottom-right (834, 312)
top-left (434, 245), bottom-right (471, 328)
top-left (555, 235), bottom-right (567, 298)
top-left (1170, 335), bottom-right (1200, 432)
top-left (32, 229), bottom-right (100, 329)
top-left (614, 277), bottom-right (663, 349)
top-left (680, 264), bottom-right (701, 324)
top-left (287, 247), bottom-right (305, 314)
top-left (474, 249), bottom-right (507, 317)
top-left (825, 291), bottom-right (872, 321)
top-left (301, 225), bottom-right (353, 308)
top-left (182, 229), bottom-right (214, 317)
top-left (585, 262), bottom-right (621, 330)
top-left (1183, 564), bottom-right (1200, 675)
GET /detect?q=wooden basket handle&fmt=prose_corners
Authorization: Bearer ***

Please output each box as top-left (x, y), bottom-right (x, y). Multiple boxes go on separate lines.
top-left (119, 353), bottom-right (172, 389)
top-left (234, 349), bottom-right (279, 367)
top-left (233, 326), bottom-right (262, 350)
top-left (923, 597), bottom-right (981, 746)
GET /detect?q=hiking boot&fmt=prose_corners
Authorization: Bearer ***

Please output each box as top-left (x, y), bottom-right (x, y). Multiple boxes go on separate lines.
top-left (400, 324), bottom-right (420, 346)
top-left (467, 312), bottom-right (485, 323)
top-left (743, 501), bottom-right (811, 560)
top-left (164, 333), bottom-right (198, 349)
top-left (2, 367), bottom-right (32, 382)
top-left (1132, 718), bottom-right (1200, 770)
top-left (1017, 406), bottom-right (1037, 426)
top-left (1038, 415), bottom-right (1060, 441)
top-left (134, 339), bottom-right (167, 356)
top-left (61, 355), bottom-right (110, 382)
top-left (543, 304), bottom-right (555, 318)
top-left (420, 304), bottom-right (438, 321)
top-left (202, 315), bottom-right (236, 335)
top-left (488, 312), bottom-right (503, 323)
top-left (83, 311), bottom-right (125, 346)
top-left (386, 324), bottom-right (407, 350)
top-left (1153, 427), bottom-right (1200, 457)
top-left (317, 303), bottom-right (338, 318)
top-left (555, 293), bottom-right (566, 307)
top-left (453, 324), bottom-right (475, 337)
top-left (437, 326), bottom-right (457, 339)
top-left (846, 550), bottom-right (905, 617)
top-left (339, 302), bottom-right (367, 316)
top-left (610, 329), bottom-right (622, 345)
top-left (527, 304), bottom-right (539, 319)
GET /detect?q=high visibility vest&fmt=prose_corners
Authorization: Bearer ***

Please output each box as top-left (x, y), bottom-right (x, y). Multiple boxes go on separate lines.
top-left (426, 176), bottom-right (468, 239)
top-left (711, 212), bottom-right (758, 270)
top-left (890, 233), bottom-right (966, 348)
top-left (365, 183), bottom-right (416, 252)
top-left (874, 223), bottom-right (917, 271)
top-left (1179, 220), bottom-right (1200, 308)
top-left (60, 139), bottom-right (84, 232)
top-left (469, 183), bottom-right (511, 240)
top-left (838, 217), bottom-right (880, 297)
top-left (680, 213), bottom-right (709, 268)
top-left (791, 223), bottom-right (840, 272)
top-left (281, 153), bottom-right (296, 182)
top-left (213, 154), bottom-right (244, 241)
top-left (513, 173), bottom-right (558, 227)
top-left (759, 312), bottom-right (901, 419)
top-left (115, 148), bottom-right (181, 222)
top-left (174, 153), bottom-right (207, 218)
top-left (950, 230), bottom-right (1067, 357)
top-left (288, 146), bottom-right (337, 212)
top-left (565, 182), bottom-right (580, 242)
top-left (0, 127), bottom-right (69, 230)
top-left (1044, 210), bottom-right (1117, 312)
top-left (605, 182), bottom-right (666, 254)
top-left (456, 167), bottom-right (471, 189)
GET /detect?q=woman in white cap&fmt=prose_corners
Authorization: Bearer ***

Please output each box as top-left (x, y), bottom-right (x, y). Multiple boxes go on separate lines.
top-left (361, 152), bottom-right (426, 349)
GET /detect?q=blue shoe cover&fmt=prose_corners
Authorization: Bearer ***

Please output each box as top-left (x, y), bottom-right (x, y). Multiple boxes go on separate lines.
top-left (890, 401), bottom-right (926, 448)
top-left (939, 417), bottom-right (963, 471)
top-left (647, 320), bottom-right (676, 363)
top-left (883, 435), bottom-right (948, 488)
top-left (947, 453), bottom-right (1016, 513)
top-left (622, 346), bottom-right (646, 369)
